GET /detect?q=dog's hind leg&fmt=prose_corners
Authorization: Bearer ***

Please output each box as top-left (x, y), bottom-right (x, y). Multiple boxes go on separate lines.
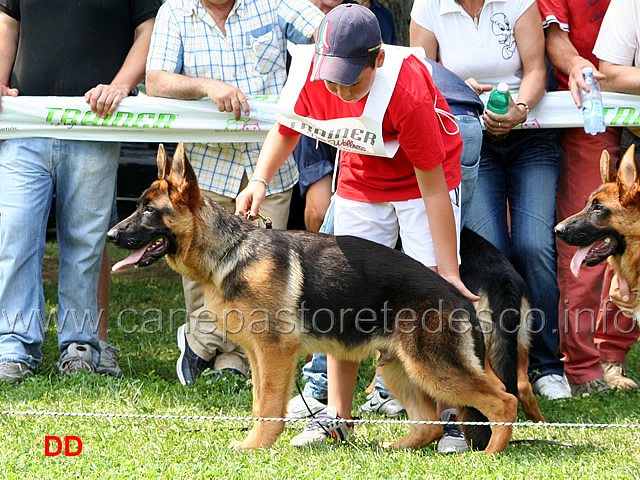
top-left (516, 343), bottom-right (545, 423)
top-left (397, 351), bottom-right (517, 453)
top-left (228, 338), bottom-right (299, 450)
top-left (379, 359), bottom-right (442, 449)
top-left (453, 373), bottom-right (518, 453)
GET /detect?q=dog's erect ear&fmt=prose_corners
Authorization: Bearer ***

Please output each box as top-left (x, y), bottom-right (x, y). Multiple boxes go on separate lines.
top-left (169, 142), bottom-right (201, 207)
top-left (617, 144), bottom-right (639, 194)
top-left (600, 150), bottom-right (616, 183)
top-left (157, 144), bottom-right (169, 180)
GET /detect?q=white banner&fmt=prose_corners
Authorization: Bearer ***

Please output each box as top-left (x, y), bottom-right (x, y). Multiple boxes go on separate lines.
top-left (1, 91), bottom-right (640, 143)
top-left (0, 94), bottom-right (278, 143)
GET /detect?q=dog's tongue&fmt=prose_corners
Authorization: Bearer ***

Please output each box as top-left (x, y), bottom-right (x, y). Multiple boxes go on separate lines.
top-left (112, 248), bottom-right (146, 272)
top-left (570, 245), bottom-right (592, 278)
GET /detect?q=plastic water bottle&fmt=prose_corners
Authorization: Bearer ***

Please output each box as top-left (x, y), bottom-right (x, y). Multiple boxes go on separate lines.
top-left (580, 67), bottom-right (606, 135)
top-left (486, 82), bottom-right (510, 115)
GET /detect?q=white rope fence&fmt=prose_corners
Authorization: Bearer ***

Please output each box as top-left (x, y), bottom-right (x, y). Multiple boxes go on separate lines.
top-left (1, 410), bottom-right (639, 429)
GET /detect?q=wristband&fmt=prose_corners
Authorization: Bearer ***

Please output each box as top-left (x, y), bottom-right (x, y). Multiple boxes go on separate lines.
top-left (516, 102), bottom-right (530, 123)
top-left (249, 177), bottom-right (269, 188)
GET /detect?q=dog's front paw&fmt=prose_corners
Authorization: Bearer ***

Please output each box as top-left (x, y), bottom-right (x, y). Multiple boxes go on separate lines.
top-left (228, 440), bottom-right (263, 451)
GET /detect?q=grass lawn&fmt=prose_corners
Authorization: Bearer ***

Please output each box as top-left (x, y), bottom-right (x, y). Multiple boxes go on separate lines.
top-left (1, 242), bottom-right (639, 479)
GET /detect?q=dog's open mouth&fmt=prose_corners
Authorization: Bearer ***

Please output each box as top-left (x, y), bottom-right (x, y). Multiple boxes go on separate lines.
top-left (570, 236), bottom-right (618, 278)
top-left (112, 237), bottom-right (169, 272)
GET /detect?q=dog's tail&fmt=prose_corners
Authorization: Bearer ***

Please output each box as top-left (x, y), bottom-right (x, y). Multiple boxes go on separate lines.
top-left (458, 406), bottom-right (491, 451)
top-left (477, 287), bottom-right (530, 399)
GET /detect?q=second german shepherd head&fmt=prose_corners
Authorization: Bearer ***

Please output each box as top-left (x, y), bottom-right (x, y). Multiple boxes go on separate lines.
top-left (555, 144), bottom-right (640, 286)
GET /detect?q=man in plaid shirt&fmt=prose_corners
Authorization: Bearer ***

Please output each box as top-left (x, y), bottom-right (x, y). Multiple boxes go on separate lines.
top-left (146, 0), bottom-right (323, 386)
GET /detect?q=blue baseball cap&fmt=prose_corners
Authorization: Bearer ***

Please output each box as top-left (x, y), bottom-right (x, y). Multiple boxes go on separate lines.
top-left (312, 4), bottom-right (382, 86)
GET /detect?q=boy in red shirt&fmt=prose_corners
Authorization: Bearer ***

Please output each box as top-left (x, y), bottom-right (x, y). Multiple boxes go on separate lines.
top-left (236, 3), bottom-right (477, 446)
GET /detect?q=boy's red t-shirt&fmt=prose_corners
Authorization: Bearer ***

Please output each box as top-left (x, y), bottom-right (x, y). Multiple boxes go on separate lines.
top-left (278, 54), bottom-right (462, 203)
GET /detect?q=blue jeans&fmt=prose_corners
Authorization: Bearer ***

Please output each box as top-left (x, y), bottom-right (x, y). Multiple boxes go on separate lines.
top-left (0, 138), bottom-right (119, 368)
top-left (301, 114), bottom-right (484, 399)
top-left (465, 129), bottom-right (563, 381)
top-left (457, 114), bottom-right (483, 226)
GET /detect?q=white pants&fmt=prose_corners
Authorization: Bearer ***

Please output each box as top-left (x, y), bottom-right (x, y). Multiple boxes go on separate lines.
top-left (333, 188), bottom-right (461, 268)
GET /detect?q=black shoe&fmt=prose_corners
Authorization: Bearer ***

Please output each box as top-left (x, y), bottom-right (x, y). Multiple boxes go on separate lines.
top-left (176, 324), bottom-right (211, 386)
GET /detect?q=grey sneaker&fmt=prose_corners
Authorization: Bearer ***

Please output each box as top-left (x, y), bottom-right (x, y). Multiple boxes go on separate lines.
top-left (437, 409), bottom-right (469, 454)
top-left (570, 377), bottom-right (611, 397)
top-left (0, 362), bottom-right (34, 383)
top-left (59, 343), bottom-right (95, 376)
top-left (287, 394), bottom-right (327, 418)
top-left (359, 389), bottom-right (406, 418)
top-left (289, 406), bottom-right (354, 447)
top-left (97, 340), bottom-right (123, 378)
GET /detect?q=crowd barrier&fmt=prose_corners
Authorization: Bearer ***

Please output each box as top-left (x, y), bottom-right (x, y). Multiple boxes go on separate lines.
top-left (1, 91), bottom-right (640, 143)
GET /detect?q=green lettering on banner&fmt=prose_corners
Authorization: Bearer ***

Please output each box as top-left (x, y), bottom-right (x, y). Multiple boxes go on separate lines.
top-left (610, 107), bottom-right (637, 126)
top-left (60, 109), bottom-right (82, 125)
top-left (45, 107), bottom-right (63, 123)
top-left (153, 113), bottom-right (176, 129)
top-left (110, 111), bottom-right (135, 127)
top-left (132, 113), bottom-right (155, 128)
top-left (100, 113), bottom-right (114, 126)
top-left (80, 110), bottom-right (101, 127)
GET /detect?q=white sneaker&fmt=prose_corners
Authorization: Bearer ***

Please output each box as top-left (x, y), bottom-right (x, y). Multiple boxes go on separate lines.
top-left (437, 409), bottom-right (469, 454)
top-left (289, 406), bottom-right (353, 447)
top-left (532, 374), bottom-right (572, 399)
top-left (58, 343), bottom-right (95, 376)
top-left (286, 394), bottom-right (327, 418)
top-left (359, 389), bottom-right (407, 418)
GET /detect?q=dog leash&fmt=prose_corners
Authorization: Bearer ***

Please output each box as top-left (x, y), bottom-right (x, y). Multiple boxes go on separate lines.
top-left (245, 211), bottom-right (272, 229)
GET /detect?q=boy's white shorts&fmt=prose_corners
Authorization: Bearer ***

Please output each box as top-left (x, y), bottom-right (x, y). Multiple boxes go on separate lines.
top-left (333, 188), bottom-right (461, 268)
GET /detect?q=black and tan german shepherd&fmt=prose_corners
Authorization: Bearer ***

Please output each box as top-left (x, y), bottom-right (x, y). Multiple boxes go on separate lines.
top-left (108, 143), bottom-right (523, 452)
top-left (459, 228), bottom-right (544, 425)
top-left (555, 144), bottom-right (640, 317)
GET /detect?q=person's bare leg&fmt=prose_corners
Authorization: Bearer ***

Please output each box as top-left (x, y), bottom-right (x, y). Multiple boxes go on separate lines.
top-left (304, 175), bottom-right (332, 232)
top-left (327, 355), bottom-right (359, 418)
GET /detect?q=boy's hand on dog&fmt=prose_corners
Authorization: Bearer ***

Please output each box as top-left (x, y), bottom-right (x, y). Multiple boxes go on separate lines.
top-left (0, 84), bottom-right (19, 112)
top-left (441, 273), bottom-right (480, 302)
top-left (235, 180), bottom-right (267, 220)
top-left (610, 273), bottom-right (638, 318)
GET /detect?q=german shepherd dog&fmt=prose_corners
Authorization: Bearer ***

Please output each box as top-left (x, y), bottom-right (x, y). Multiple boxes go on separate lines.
top-left (107, 143), bottom-right (520, 453)
top-left (555, 144), bottom-right (640, 316)
top-left (364, 228), bottom-right (545, 426)
top-left (459, 228), bottom-right (545, 425)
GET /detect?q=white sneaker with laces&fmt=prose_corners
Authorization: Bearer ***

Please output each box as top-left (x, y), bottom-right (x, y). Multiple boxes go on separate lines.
top-left (289, 406), bottom-right (353, 447)
top-left (437, 409), bottom-right (469, 454)
top-left (532, 374), bottom-right (572, 399)
top-left (286, 394), bottom-right (327, 418)
top-left (58, 342), bottom-right (95, 376)
top-left (359, 389), bottom-right (406, 418)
